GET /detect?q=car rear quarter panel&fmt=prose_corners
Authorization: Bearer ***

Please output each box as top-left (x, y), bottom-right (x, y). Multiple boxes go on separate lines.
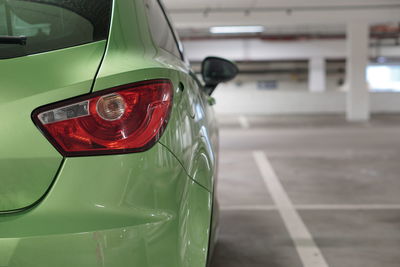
top-left (92, 0), bottom-right (218, 194)
top-left (0, 144), bottom-right (211, 267)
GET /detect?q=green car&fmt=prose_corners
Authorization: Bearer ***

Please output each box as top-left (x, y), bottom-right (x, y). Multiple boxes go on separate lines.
top-left (0, 0), bottom-right (238, 266)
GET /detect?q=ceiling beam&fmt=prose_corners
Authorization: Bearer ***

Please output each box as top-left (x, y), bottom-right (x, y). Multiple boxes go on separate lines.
top-left (169, 8), bottom-right (400, 28)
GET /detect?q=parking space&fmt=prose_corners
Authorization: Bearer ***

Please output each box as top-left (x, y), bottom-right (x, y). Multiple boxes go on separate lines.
top-left (211, 114), bottom-right (400, 267)
top-left (211, 210), bottom-right (303, 267)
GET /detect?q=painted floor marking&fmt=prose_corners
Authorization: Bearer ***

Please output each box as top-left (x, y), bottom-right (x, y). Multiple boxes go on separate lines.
top-left (221, 205), bottom-right (277, 211)
top-left (296, 204), bottom-right (400, 210)
top-left (220, 204), bottom-right (400, 211)
top-left (238, 115), bottom-right (250, 129)
top-left (253, 150), bottom-right (329, 267)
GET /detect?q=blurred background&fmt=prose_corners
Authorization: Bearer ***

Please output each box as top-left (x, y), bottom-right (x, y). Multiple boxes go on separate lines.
top-left (165, 0), bottom-right (400, 119)
top-left (164, 1), bottom-right (400, 267)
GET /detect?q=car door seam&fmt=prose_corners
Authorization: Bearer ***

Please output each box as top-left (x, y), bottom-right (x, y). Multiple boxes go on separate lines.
top-left (158, 141), bottom-right (211, 192)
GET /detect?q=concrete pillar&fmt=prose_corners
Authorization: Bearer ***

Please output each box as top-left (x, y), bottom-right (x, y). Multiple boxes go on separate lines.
top-left (346, 21), bottom-right (370, 121)
top-left (308, 57), bottom-right (326, 92)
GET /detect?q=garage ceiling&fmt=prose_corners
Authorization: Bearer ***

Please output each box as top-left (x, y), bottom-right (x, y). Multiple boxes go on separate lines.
top-left (163, 0), bottom-right (400, 33)
top-left (165, 0), bottom-right (400, 10)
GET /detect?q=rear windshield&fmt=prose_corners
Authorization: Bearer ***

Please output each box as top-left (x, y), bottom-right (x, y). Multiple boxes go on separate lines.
top-left (0, 0), bottom-right (112, 59)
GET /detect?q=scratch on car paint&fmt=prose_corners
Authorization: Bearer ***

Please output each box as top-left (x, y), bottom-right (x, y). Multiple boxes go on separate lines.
top-left (0, 238), bottom-right (19, 267)
top-left (93, 232), bottom-right (105, 267)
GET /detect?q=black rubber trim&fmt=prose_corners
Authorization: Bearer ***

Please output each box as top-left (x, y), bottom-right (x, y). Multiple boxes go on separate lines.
top-left (157, 0), bottom-right (185, 61)
top-left (206, 190), bottom-right (216, 266)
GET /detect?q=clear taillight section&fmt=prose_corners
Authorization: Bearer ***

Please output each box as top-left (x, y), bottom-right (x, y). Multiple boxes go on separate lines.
top-left (32, 79), bottom-right (173, 156)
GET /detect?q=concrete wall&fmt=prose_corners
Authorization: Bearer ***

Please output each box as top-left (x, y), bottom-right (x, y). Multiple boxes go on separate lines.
top-left (183, 39), bottom-right (400, 61)
top-left (213, 83), bottom-right (400, 115)
top-left (184, 39), bottom-right (346, 61)
top-left (185, 39), bottom-right (400, 115)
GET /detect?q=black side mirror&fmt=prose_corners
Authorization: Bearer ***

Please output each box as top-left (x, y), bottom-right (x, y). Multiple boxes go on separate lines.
top-left (201, 56), bottom-right (238, 95)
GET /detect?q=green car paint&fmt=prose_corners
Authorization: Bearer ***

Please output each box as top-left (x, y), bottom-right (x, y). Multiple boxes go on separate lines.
top-left (93, 0), bottom-right (219, 192)
top-left (0, 1), bottom-right (219, 267)
top-left (0, 41), bottom-right (107, 211)
top-left (0, 145), bottom-right (212, 267)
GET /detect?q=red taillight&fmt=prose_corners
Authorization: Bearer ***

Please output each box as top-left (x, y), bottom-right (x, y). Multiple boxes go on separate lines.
top-left (32, 79), bottom-right (173, 156)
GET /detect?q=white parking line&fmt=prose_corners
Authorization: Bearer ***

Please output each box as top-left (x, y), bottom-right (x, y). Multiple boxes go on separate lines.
top-left (220, 204), bottom-right (400, 211)
top-left (253, 151), bottom-right (329, 267)
top-left (296, 204), bottom-right (400, 210)
top-left (221, 205), bottom-right (277, 211)
top-left (238, 115), bottom-right (250, 129)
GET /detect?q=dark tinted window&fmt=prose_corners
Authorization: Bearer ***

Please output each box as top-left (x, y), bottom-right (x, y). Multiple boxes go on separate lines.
top-left (145, 0), bottom-right (181, 59)
top-left (0, 0), bottom-right (111, 59)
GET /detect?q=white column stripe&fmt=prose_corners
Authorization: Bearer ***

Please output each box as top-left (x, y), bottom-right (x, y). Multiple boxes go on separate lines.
top-left (238, 115), bottom-right (250, 129)
top-left (253, 151), bottom-right (329, 267)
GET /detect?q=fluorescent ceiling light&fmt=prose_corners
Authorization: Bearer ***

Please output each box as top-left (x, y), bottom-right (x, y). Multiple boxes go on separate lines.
top-left (210, 26), bottom-right (264, 34)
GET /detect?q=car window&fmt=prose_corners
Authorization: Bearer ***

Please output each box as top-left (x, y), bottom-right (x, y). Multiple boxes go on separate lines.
top-left (0, 0), bottom-right (112, 60)
top-left (145, 0), bottom-right (181, 59)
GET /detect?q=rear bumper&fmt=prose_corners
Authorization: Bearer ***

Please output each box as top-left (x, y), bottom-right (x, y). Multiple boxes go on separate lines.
top-left (0, 144), bottom-right (211, 267)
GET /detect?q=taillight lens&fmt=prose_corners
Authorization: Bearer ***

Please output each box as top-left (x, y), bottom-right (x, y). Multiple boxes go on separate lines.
top-left (32, 79), bottom-right (173, 156)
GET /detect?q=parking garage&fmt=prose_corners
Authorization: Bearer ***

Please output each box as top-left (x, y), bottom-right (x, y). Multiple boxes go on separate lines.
top-left (0, 1), bottom-right (399, 266)
top-left (165, 1), bottom-right (400, 266)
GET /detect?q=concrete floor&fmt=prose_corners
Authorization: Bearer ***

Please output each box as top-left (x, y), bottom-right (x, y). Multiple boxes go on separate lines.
top-left (210, 114), bottom-right (400, 267)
